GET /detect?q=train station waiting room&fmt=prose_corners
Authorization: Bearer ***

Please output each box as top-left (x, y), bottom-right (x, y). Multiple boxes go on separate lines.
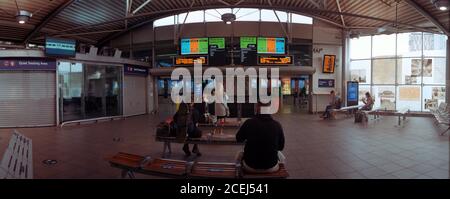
top-left (0, 0), bottom-right (449, 181)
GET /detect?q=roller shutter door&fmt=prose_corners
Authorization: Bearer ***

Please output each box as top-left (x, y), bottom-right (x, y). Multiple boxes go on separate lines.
top-left (123, 75), bottom-right (146, 116)
top-left (0, 71), bottom-right (56, 127)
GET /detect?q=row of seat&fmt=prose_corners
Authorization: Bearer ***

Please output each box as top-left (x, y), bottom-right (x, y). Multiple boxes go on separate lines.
top-left (430, 102), bottom-right (450, 136)
top-left (106, 152), bottom-right (289, 179)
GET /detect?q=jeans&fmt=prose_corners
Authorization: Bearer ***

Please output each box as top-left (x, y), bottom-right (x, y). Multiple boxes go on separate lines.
top-left (322, 105), bottom-right (333, 118)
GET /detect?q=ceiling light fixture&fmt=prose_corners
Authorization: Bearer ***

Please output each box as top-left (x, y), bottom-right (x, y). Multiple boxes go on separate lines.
top-left (221, 13), bottom-right (236, 25)
top-left (431, 0), bottom-right (449, 11)
top-left (16, 10), bottom-right (32, 24)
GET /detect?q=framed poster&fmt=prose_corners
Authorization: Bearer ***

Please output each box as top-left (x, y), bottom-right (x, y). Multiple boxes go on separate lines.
top-left (323, 54), bottom-right (336, 73)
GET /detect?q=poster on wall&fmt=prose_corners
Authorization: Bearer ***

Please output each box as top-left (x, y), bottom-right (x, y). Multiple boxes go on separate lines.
top-left (322, 55), bottom-right (336, 73)
top-left (281, 78), bottom-right (291, 95)
top-left (423, 59), bottom-right (432, 77)
top-left (432, 87), bottom-right (445, 100)
top-left (411, 59), bottom-right (421, 76)
top-left (412, 58), bottom-right (433, 77)
top-left (318, 79), bottom-right (335, 88)
top-left (405, 75), bottom-right (418, 84)
top-left (399, 87), bottom-right (420, 101)
top-left (350, 69), bottom-right (366, 83)
top-left (377, 87), bottom-right (396, 110)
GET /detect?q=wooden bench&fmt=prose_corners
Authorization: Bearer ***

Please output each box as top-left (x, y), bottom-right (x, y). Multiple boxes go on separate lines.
top-left (106, 152), bottom-right (188, 179)
top-left (156, 135), bottom-right (244, 158)
top-left (188, 162), bottom-right (239, 179)
top-left (395, 108), bottom-right (410, 126)
top-left (0, 131), bottom-right (33, 179)
top-left (330, 105), bottom-right (364, 119)
top-left (107, 152), bottom-right (289, 179)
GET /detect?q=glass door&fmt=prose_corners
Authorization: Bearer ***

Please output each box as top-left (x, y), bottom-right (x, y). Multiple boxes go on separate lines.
top-left (85, 65), bottom-right (106, 118)
top-left (59, 62), bottom-right (84, 122)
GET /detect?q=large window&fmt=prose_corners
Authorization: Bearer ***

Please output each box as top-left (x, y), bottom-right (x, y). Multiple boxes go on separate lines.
top-left (59, 62), bottom-right (123, 122)
top-left (154, 8), bottom-right (312, 27)
top-left (349, 33), bottom-right (447, 112)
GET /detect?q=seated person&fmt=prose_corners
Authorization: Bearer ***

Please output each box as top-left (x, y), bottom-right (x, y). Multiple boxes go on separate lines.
top-left (173, 101), bottom-right (202, 157)
top-left (361, 92), bottom-right (374, 111)
top-left (236, 102), bottom-right (285, 173)
top-left (320, 90), bottom-right (341, 119)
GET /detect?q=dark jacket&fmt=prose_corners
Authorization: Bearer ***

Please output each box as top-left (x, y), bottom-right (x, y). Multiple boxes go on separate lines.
top-left (173, 103), bottom-right (201, 138)
top-left (236, 114), bottom-right (285, 170)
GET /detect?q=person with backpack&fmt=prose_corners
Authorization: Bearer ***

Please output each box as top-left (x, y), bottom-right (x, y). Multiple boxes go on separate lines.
top-left (173, 101), bottom-right (202, 157)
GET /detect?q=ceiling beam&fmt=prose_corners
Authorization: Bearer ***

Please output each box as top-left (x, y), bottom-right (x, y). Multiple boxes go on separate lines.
top-left (23, 0), bottom-right (76, 44)
top-left (307, 0), bottom-right (326, 9)
top-left (217, 0), bottom-right (231, 6)
top-left (335, 0), bottom-right (345, 27)
top-left (403, 0), bottom-right (449, 36)
top-left (133, 0), bottom-right (152, 15)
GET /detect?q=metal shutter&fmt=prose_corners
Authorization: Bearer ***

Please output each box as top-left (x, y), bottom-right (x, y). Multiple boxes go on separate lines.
top-left (0, 71), bottom-right (56, 127)
top-left (123, 76), bottom-right (147, 116)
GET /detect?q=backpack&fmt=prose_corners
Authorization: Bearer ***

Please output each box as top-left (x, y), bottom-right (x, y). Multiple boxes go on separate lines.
top-left (156, 122), bottom-right (172, 137)
top-left (354, 112), bottom-right (364, 123)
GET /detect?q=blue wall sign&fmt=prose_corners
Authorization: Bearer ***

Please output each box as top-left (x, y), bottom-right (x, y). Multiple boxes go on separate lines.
top-left (45, 37), bottom-right (76, 57)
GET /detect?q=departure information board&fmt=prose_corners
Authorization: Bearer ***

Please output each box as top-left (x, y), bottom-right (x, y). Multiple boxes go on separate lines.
top-left (209, 38), bottom-right (227, 66)
top-left (174, 56), bottom-right (207, 66)
top-left (258, 55), bottom-right (293, 65)
top-left (257, 37), bottom-right (285, 54)
top-left (181, 38), bottom-right (209, 55)
top-left (240, 37), bottom-right (257, 66)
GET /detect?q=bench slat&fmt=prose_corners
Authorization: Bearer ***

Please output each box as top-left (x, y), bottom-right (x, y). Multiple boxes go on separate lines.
top-left (141, 158), bottom-right (187, 176)
top-left (189, 162), bottom-right (237, 178)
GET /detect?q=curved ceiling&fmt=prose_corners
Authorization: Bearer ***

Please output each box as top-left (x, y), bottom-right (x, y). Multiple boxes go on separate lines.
top-left (0, 0), bottom-right (448, 45)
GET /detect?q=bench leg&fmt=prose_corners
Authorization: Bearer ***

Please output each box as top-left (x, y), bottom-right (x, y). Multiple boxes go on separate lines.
top-left (162, 142), bottom-right (172, 158)
top-left (398, 116), bottom-right (401, 126)
top-left (121, 170), bottom-right (135, 179)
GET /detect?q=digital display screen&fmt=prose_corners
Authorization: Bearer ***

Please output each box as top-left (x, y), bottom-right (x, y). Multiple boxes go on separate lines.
top-left (181, 38), bottom-right (209, 55)
top-left (209, 38), bottom-right (225, 49)
top-left (257, 37), bottom-right (285, 54)
top-left (45, 37), bottom-right (76, 57)
top-left (258, 55), bottom-right (293, 65)
top-left (174, 56), bottom-right (207, 66)
top-left (347, 81), bottom-right (359, 106)
top-left (240, 37), bottom-right (257, 49)
top-left (323, 55), bottom-right (336, 73)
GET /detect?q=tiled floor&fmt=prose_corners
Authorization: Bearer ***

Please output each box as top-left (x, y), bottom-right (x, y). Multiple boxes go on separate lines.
top-left (0, 108), bottom-right (448, 179)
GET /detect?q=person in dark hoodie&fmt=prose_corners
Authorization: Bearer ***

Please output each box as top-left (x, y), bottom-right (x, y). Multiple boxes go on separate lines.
top-left (235, 101), bottom-right (285, 173)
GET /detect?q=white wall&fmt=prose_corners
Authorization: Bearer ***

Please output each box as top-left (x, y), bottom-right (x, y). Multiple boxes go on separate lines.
top-left (311, 19), bottom-right (343, 112)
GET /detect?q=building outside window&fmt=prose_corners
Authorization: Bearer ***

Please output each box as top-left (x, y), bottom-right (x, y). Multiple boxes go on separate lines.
top-left (349, 33), bottom-right (447, 112)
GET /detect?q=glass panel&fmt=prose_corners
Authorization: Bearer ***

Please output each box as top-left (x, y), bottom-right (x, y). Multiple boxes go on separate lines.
top-left (350, 36), bottom-right (371, 59)
top-left (397, 32), bottom-right (422, 57)
top-left (154, 16), bottom-right (175, 27)
top-left (205, 9), bottom-right (222, 22)
top-left (59, 62), bottom-right (84, 122)
top-left (358, 85), bottom-right (371, 106)
top-left (291, 13), bottom-right (312, 24)
top-left (373, 59), bottom-right (396, 84)
top-left (397, 86), bottom-right (421, 111)
top-left (260, 9), bottom-right (279, 22)
top-left (397, 58), bottom-right (422, 85)
top-left (185, 10), bottom-right (204, 23)
top-left (372, 86), bottom-right (396, 110)
top-left (235, 8), bottom-right (260, 21)
top-left (423, 86), bottom-right (446, 112)
top-left (372, 34), bottom-right (396, 58)
top-left (350, 60), bottom-right (371, 84)
top-left (85, 65), bottom-right (105, 118)
top-left (422, 58), bottom-right (446, 84)
top-left (105, 66), bottom-right (122, 116)
top-left (423, 33), bottom-right (447, 57)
